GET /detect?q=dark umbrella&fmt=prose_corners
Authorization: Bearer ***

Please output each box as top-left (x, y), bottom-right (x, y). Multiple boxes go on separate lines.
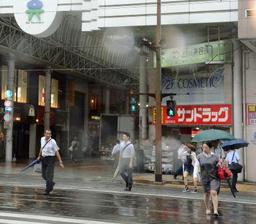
top-left (20, 159), bottom-right (40, 172)
top-left (222, 139), bottom-right (249, 151)
top-left (192, 129), bottom-right (235, 142)
top-left (226, 178), bottom-right (236, 198)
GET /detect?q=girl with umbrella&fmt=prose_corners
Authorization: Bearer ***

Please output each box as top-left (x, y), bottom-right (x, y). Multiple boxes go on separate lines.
top-left (194, 141), bottom-right (221, 217)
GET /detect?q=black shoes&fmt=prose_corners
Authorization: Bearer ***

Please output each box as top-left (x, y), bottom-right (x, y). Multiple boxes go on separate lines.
top-left (124, 187), bottom-right (132, 191)
top-left (49, 182), bottom-right (55, 193)
top-left (43, 182), bottom-right (55, 195)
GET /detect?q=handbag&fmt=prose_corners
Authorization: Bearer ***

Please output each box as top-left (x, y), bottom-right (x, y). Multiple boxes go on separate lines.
top-left (217, 165), bottom-right (232, 180)
top-left (228, 152), bottom-right (243, 173)
top-left (229, 162), bottom-right (243, 173)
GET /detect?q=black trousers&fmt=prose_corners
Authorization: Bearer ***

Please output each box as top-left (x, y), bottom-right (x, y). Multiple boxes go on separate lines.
top-left (119, 158), bottom-right (133, 188)
top-left (231, 171), bottom-right (238, 190)
top-left (42, 156), bottom-right (55, 192)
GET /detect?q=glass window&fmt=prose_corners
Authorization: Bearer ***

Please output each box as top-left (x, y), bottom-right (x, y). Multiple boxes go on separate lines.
top-left (38, 75), bottom-right (45, 106)
top-left (38, 75), bottom-right (58, 108)
top-left (51, 79), bottom-right (58, 108)
top-left (16, 70), bottom-right (27, 103)
top-left (1, 65), bottom-right (8, 100)
top-left (1, 67), bottom-right (27, 103)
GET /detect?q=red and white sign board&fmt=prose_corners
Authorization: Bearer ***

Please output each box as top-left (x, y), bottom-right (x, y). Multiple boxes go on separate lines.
top-left (153, 104), bottom-right (232, 126)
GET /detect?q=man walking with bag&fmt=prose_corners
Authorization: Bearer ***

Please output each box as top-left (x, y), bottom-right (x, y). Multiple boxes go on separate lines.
top-left (37, 129), bottom-right (64, 195)
top-left (112, 132), bottom-right (135, 191)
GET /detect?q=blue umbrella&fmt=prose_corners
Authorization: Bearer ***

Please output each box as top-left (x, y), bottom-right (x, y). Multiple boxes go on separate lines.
top-left (20, 159), bottom-right (40, 172)
top-left (221, 139), bottom-right (249, 150)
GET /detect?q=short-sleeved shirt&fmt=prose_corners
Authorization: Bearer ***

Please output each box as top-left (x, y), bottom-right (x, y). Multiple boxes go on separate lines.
top-left (112, 141), bottom-right (135, 159)
top-left (226, 150), bottom-right (240, 165)
top-left (197, 153), bottom-right (219, 182)
top-left (41, 137), bottom-right (59, 157)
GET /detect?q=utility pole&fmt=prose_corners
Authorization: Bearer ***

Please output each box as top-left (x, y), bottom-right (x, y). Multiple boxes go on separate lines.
top-left (155, 0), bottom-right (162, 182)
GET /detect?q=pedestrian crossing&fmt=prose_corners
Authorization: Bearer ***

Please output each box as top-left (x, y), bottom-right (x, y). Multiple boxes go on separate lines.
top-left (0, 212), bottom-right (119, 224)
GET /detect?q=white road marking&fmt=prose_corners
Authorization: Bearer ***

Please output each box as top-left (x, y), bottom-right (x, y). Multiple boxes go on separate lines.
top-left (0, 212), bottom-right (119, 224)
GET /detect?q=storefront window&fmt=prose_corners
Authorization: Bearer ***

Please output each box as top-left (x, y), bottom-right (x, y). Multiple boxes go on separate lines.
top-left (16, 70), bottom-right (27, 103)
top-left (51, 79), bottom-right (58, 108)
top-left (1, 66), bottom-right (27, 103)
top-left (0, 65), bottom-right (8, 100)
top-left (38, 75), bottom-right (58, 108)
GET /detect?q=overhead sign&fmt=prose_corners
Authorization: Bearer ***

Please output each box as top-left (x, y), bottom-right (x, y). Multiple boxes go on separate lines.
top-left (161, 40), bottom-right (232, 67)
top-left (13, 0), bottom-right (63, 38)
top-left (153, 104), bottom-right (232, 126)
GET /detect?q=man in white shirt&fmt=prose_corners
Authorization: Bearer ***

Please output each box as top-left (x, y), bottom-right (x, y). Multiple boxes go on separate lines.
top-left (225, 149), bottom-right (240, 192)
top-left (37, 129), bottom-right (64, 195)
top-left (112, 132), bottom-right (135, 191)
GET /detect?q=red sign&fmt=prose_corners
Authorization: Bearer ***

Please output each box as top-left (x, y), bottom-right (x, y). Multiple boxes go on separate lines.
top-left (160, 104), bottom-right (232, 125)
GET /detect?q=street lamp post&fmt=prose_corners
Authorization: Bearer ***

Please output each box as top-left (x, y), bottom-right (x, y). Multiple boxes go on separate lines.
top-left (155, 0), bottom-right (162, 182)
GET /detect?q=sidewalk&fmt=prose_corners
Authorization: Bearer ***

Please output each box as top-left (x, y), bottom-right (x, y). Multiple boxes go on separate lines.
top-left (133, 173), bottom-right (256, 194)
top-left (0, 160), bottom-right (255, 201)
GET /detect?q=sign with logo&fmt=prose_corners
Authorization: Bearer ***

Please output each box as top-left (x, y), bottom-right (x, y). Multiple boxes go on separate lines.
top-left (161, 40), bottom-right (232, 67)
top-left (13, 0), bottom-right (63, 38)
top-left (153, 104), bottom-right (232, 126)
top-left (162, 67), bottom-right (225, 105)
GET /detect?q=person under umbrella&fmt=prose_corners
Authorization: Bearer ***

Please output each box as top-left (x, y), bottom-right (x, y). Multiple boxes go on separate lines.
top-left (194, 141), bottom-right (221, 217)
top-left (225, 149), bottom-right (240, 192)
top-left (222, 139), bottom-right (248, 193)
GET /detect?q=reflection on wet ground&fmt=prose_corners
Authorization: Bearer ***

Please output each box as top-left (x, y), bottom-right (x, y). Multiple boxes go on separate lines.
top-left (0, 186), bottom-right (255, 224)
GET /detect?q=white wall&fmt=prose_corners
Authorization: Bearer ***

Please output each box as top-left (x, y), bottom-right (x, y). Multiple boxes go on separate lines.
top-left (0, 0), bottom-right (238, 30)
top-left (245, 52), bottom-right (256, 182)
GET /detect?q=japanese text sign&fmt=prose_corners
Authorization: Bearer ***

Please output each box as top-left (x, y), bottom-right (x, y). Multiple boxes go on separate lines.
top-left (153, 104), bottom-right (232, 126)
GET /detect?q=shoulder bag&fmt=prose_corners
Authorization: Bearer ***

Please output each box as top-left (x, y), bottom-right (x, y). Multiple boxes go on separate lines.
top-left (228, 152), bottom-right (243, 173)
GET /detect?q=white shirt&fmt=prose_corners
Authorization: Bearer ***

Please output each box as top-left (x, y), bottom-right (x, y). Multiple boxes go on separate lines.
top-left (41, 137), bottom-right (59, 157)
top-left (225, 150), bottom-right (240, 165)
top-left (112, 141), bottom-right (135, 158)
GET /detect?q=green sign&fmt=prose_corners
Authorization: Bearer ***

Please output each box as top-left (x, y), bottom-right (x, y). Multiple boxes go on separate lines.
top-left (161, 40), bottom-right (232, 68)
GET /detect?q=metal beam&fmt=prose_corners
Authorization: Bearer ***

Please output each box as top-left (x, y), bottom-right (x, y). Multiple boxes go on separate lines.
top-left (0, 17), bottom-right (138, 88)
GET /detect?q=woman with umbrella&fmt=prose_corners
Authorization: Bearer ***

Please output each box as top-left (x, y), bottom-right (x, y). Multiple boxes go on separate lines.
top-left (194, 141), bottom-right (221, 217)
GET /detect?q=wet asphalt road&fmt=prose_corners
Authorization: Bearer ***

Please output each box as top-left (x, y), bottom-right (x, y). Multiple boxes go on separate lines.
top-left (0, 186), bottom-right (255, 224)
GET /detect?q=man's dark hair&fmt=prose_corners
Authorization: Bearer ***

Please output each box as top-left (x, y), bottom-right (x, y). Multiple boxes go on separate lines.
top-left (122, 132), bottom-right (130, 138)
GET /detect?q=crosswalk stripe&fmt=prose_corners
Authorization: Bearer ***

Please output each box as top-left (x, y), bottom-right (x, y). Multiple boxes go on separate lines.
top-left (0, 212), bottom-right (119, 224)
top-left (0, 219), bottom-right (49, 224)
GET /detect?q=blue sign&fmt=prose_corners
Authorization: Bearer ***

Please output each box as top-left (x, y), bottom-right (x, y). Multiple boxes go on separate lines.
top-left (5, 107), bottom-right (13, 112)
top-left (5, 90), bottom-right (13, 99)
